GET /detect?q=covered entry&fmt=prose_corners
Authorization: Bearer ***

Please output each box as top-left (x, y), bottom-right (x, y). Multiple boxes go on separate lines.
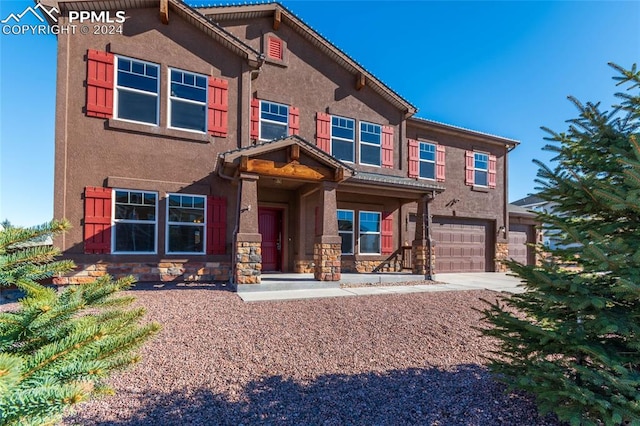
top-left (432, 217), bottom-right (493, 273)
top-left (217, 135), bottom-right (353, 284)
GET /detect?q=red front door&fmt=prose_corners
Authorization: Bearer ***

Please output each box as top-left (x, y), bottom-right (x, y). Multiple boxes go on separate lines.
top-left (258, 207), bottom-right (283, 272)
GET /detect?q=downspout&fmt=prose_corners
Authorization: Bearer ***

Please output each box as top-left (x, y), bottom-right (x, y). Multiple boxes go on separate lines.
top-left (426, 190), bottom-right (436, 281)
top-left (217, 156), bottom-right (238, 286)
top-left (223, 60), bottom-right (263, 287)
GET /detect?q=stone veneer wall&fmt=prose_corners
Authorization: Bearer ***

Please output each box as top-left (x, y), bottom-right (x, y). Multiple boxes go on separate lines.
top-left (495, 242), bottom-right (509, 272)
top-left (235, 241), bottom-right (262, 284)
top-left (294, 260), bottom-right (315, 273)
top-left (53, 261), bottom-right (231, 285)
top-left (313, 242), bottom-right (341, 281)
top-left (341, 259), bottom-right (403, 273)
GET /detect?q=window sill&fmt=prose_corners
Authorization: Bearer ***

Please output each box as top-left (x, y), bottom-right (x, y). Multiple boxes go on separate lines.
top-left (471, 185), bottom-right (490, 193)
top-left (107, 119), bottom-right (211, 143)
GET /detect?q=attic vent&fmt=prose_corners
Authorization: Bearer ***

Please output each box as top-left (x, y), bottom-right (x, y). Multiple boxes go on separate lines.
top-left (267, 36), bottom-right (283, 61)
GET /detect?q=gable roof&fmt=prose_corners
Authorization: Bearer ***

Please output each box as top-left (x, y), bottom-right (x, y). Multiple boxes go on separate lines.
top-left (196, 2), bottom-right (418, 116)
top-left (512, 194), bottom-right (545, 207)
top-left (218, 134), bottom-right (355, 179)
top-left (39, 0), bottom-right (264, 65)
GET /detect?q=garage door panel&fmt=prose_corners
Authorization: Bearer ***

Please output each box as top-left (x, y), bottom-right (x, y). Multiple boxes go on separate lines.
top-left (433, 217), bottom-right (492, 273)
top-left (509, 224), bottom-right (533, 265)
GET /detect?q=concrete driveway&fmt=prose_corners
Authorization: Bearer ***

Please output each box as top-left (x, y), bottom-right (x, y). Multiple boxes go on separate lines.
top-left (435, 272), bottom-right (525, 294)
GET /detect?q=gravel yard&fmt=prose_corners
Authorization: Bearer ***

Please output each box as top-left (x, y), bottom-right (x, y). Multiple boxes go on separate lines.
top-left (6, 283), bottom-right (560, 425)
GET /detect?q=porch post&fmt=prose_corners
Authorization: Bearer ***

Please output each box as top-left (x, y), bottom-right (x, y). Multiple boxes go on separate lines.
top-left (412, 193), bottom-right (435, 279)
top-left (314, 181), bottom-right (341, 281)
top-left (235, 173), bottom-right (262, 284)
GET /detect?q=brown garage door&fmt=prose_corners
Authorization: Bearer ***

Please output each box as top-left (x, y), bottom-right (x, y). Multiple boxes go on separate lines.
top-left (508, 224), bottom-right (533, 265)
top-left (433, 217), bottom-right (492, 273)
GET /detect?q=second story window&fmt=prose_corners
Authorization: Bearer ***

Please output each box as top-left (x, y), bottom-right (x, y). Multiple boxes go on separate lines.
top-left (474, 152), bottom-right (489, 186)
top-left (360, 122), bottom-right (381, 166)
top-left (115, 56), bottom-right (159, 125)
top-left (260, 100), bottom-right (289, 141)
top-left (169, 69), bottom-right (207, 133)
top-left (331, 116), bottom-right (355, 162)
top-left (419, 142), bottom-right (436, 179)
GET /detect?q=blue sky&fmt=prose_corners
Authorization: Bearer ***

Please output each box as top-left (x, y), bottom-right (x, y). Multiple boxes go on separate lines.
top-left (0, 0), bottom-right (638, 227)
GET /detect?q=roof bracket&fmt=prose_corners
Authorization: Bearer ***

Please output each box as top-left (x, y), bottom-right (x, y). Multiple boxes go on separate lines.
top-left (273, 8), bottom-right (282, 30)
top-left (356, 72), bottom-right (366, 90)
top-left (160, 0), bottom-right (169, 24)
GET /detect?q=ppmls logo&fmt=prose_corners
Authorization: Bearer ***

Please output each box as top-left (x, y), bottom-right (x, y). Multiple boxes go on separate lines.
top-left (1, 3), bottom-right (59, 24)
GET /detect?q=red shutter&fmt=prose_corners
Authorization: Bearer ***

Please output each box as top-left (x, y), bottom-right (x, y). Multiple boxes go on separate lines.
top-left (488, 154), bottom-right (497, 188)
top-left (84, 186), bottom-right (112, 254)
top-left (267, 36), bottom-right (283, 61)
top-left (207, 196), bottom-right (227, 255)
top-left (86, 50), bottom-right (114, 118)
top-left (207, 77), bottom-right (228, 137)
top-left (381, 212), bottom-right (393, 255)
top-left (408, 139), bottom-right (419, 178)
top-left (250, 98), bottom-right (260, 140)
top-left (381, 126), bottom-right (394, 169)
top-left (465, 151), bottom-right (475, 186)
top-left (289, 106), bottom-right (300, 136)
top-left (436, 145), bottom-right (446, 182)
top-left (316, 112), bottom-right (331, 153)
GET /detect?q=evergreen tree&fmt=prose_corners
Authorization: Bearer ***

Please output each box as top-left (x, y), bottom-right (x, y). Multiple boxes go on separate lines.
top-left (479, 63), bottom-right (640, 426)
top-left (0, 220), bottom-right (160, 425)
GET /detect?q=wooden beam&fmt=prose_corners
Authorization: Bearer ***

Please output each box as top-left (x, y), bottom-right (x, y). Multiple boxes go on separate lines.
top-left (273, 8), bottom-right (281, 30)
top-left (334, 167), bottom-right (344, 182)
top-left (239, 155), bottom-right (249, 172)
top-left (356, 72), bottom-right (366, 90)
top-left (159, 0), bottom-right (169, 24)
top-left (288, 145), bottom-right (300, 163)
top-left (244, 158), bottom-right (333, 181)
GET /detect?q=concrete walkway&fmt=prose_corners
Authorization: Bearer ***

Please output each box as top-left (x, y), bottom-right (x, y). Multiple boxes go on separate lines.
top-left (238, 272), bottom-right (525, 302)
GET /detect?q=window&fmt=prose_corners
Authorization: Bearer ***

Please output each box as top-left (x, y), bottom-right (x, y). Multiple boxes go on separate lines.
top-left (260, 100), bottom-right (289, 141)
top-left (115, 56), bottom-right (159, 125)
top-left (360, 122), bottom-right (381, 166)
top-left (337, 210), bottom-right (354, 254)
top-left (419, 142), bottom-right (436, 179)
top-left (331, 116), bottom-right (355, 162)
top-left (169, 69), bottom-right (207, 133)
top-left (359, 211), bottom-right (381, 254)
top-left (167, 194), bottom-right (206, 254)
top-left (113, 190), bottom-right (157, 253)
top-left (474, 153), bottom-right (489, 186)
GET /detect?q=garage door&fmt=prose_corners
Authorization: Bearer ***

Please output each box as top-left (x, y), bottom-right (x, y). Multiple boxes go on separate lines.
top-left (509, 224), bottom-right (533, 265)
top-left (433, 217), bottom-right (492, 273)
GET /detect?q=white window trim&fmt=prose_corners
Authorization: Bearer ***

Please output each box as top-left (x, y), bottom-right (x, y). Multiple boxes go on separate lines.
top-left (474, 152), bottom-right (489, 187)
top-left (359, 121), bottom-right (382, 167)
top-left (337, 209), bottom-right (354, 255)
top-left (111, 189), bottom-right (158, 255)
top-left (418, 141), bottom-right (436, 181)
top-left (167, 68), bottom-right (208, 134)
top-left (330, 115), bottom-right (355, 164)
top-left (259, 100), bottom-right (289, 141)
top-left (358, 210), bottom-right (381, 255)
top-left (113, 55), bottom-right (160, 126)
top-left (165, 193), bottom-right (207, 255)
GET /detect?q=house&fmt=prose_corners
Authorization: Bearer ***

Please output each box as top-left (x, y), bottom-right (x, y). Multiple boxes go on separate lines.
top-left (48, 0), bottom-right (520, 287)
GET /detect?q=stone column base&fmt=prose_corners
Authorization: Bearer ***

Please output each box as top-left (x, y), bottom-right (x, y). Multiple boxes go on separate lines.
top-left (313, 236), bottom-right (341, 281)
top-left (412, 239), bottom-right (434, 277)
top-left (495, 242), bottom-right (509, 272)
top-left (235, 236), bottom-right (262, 284)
